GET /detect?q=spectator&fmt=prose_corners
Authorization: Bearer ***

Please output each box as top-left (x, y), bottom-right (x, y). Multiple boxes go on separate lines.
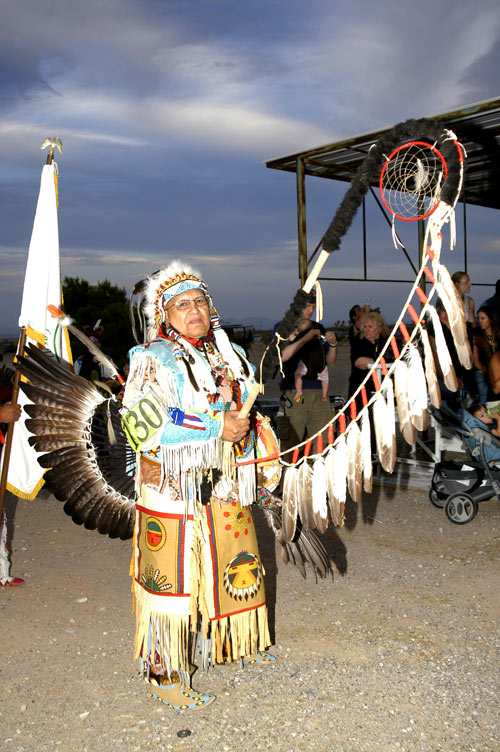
top-left (452, 271), bottom-right (475, 326)
top-left (293, 320), bottom-right (329, 404)
top-left (428, 298), bottom-right (464, 410)
top-left (0, 400), bottom-right (23, 587)
top-left (473, 305), bottom-right (499, 404)
top-left (276, 295), bottom-right (337, 449)
top-left (348, 311), bottom-right (389, 408)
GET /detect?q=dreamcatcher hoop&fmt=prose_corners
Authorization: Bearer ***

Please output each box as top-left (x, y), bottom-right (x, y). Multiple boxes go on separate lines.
top-left (379, 140), bottom-right (448, 222)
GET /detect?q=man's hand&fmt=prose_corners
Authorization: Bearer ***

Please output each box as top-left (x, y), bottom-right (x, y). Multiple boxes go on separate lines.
top-left (222, 411), bottom-right (250, 443)
top-left (325, 331), bottom-right (337, 346)
top-left (0, 403), bottom-right (22, 423)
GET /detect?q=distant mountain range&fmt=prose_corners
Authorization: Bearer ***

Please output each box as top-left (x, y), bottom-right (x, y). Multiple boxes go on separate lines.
top-left (221, 316), bottom-right (276, 330)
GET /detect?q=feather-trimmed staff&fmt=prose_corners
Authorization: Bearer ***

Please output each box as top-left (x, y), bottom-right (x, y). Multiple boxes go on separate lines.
top-left (18, 342), bottom-right (329, 579)
top-left (260, 118), bottom-right (465, 386)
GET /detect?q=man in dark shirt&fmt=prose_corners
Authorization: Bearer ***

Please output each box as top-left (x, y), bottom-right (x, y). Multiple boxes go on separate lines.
top-left (276, 295), bottom-right (337, 450)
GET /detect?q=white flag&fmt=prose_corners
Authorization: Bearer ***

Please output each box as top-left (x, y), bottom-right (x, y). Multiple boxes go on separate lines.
top-left (2, 161), bottom-right (72, 499)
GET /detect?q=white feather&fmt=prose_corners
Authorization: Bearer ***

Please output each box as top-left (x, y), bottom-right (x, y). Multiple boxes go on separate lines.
top-left (373, 379), bottom-right (396, 474)
top-left (405, 343), bottom-right (429, 431)
top-left (427, 305), bottom-right (459, 392)
top-left (311, 456), bottom-right (328, 532)
top-left (393, 359), bottom-right (417, 445)
top-left (361, 409), bottom-right (373, 493)
top-left (420, 326), bottom-right (441, 408)
top-left (434, 262), bottom-right (471, 368)
top-left (326, 438), bottom-right (346, 527)
top-left (346, 419), bottom-right (363, 502)
top-left (281, 465), bottom-right (298, 543)
top-left (298, 459), bottom-right (314, 529)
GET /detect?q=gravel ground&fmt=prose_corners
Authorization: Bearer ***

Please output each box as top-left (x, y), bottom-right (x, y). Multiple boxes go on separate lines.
top-left (1, 342), bottom-right (499, 751)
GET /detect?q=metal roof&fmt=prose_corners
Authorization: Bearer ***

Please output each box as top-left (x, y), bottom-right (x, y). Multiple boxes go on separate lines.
top-left (266, 97), bottom-right (500, 211)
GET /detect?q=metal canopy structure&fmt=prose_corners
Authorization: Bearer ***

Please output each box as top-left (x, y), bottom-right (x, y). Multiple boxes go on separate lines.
top-left (266, 97), bottom-right (500, 285)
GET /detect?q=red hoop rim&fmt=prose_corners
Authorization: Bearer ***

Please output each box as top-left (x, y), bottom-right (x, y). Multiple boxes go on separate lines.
top-left (379, 140), bottom-right (448, 222)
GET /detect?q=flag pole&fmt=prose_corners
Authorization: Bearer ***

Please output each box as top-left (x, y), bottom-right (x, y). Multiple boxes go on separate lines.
top-left (0, 138), bottom-right (63, 517)
top-left (0, 328), bottom-right (27, 519)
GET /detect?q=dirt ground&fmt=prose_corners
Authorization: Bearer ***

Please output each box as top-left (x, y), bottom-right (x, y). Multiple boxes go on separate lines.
top-left (1, 342), bottom-right (499, 752)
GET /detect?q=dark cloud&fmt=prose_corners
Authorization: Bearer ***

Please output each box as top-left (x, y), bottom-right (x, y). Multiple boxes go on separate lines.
top-left (1, 0), bottom-right (499, 336)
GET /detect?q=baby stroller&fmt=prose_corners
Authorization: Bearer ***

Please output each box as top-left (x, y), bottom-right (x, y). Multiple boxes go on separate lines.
top-left (429, 403), bottom-right (500, 524)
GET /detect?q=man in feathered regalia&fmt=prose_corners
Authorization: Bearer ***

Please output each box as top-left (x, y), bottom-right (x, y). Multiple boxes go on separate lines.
top-left (121, 261), bottom-right (276, 710)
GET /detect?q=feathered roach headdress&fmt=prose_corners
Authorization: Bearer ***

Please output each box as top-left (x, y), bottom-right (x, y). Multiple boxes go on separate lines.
top-left (130, 260), bottom-right (219, 343)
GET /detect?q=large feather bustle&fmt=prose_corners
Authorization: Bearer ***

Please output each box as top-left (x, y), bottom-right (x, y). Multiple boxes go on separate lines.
top-left (16, 344), bottom-right (136, 540)
top-left (405, 343), bottom-right (429, 431)
top-left (346, 419), bottom-right (363, 502)
top-left (311, 456), bottom-right (329, 532)
top-left (372, 379), bottom-right (396, 474)
top-left (281, 465), bottom-right (299, 543)
top-left (325, 438), bottom-right (346, 527)
top-left (393, 359), bottom-right (417, 445)
top-left (361, 409), bottom-right (373, 493)
top-left (427, 305), bottom-right (459, 392)
top-left (420, 327), bottom-right (441, 408)
top-left (297, 459), bottom-right (314, 529)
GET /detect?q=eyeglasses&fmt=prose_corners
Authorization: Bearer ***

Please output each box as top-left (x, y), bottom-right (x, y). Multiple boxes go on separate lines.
top-left (166, 295), bottom-right (209, 312)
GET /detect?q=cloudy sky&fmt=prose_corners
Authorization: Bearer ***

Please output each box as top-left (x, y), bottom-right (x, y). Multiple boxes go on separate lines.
top-left (1, 0), bottom-right (499, 338)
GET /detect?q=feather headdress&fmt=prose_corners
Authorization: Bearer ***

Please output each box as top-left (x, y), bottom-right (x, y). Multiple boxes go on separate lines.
top-left (141, 260), bottom-right (214, 341)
